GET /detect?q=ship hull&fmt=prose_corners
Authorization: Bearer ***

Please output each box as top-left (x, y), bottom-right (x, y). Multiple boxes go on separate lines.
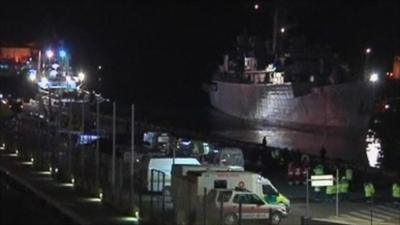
top-left (209, 81), bottom-right (374, 133)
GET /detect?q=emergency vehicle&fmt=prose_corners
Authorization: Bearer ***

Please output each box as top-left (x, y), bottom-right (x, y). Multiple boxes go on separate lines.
top-left (171, 165), bottom-right (290, 222)
top-left (206, 189), bottom-right (287, 225)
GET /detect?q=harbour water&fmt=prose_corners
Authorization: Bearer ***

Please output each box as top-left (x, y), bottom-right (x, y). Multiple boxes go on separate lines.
top-left (133, 105), bottom-right (369, 165)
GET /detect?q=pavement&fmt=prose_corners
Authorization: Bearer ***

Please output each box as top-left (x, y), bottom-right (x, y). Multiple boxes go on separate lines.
top-left (267, 171), bottom-right (400, 225)
top-left (0, 147), bottom-right (138, 225)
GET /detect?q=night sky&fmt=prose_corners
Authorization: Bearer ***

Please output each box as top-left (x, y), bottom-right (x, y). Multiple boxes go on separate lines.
top-left (1, 0), bottom-right (399, 107)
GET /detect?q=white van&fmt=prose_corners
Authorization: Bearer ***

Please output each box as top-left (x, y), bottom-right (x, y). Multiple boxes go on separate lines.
top-left (171, 165), bottom-right (290, 211)
top-left (138, 157), bottom-right (201, 192)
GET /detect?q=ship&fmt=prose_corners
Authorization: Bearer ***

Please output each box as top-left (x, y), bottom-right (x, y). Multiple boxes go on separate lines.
top-left (206, 34), bottom-right (375, 135)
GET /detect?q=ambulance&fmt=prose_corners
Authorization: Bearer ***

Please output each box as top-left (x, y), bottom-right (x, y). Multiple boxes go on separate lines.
top-left (171, 165), bottom-right (290, 211)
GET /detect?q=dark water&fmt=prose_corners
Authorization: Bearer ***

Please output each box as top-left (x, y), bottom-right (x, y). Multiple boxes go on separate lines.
top-left (117, 102), bottom-right (369, 165)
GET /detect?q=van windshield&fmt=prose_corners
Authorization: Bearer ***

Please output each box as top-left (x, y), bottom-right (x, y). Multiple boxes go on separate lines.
top-left (262, 184), bottom-right (278, 195)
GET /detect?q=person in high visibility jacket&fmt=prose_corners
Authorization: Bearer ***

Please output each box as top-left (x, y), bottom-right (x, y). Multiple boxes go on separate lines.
top-left (364, 182), bottom-right (375, 203)
top-left (392, 182), bottom-right (400, 205)
top-left (325, 183), bottom-right (336, 202)
top-left (339, 177), bottom-right (349, 200)
top-left (345, 168), bottom-right (353, 191)
top-left (345, 168), bottom-right (353, 181)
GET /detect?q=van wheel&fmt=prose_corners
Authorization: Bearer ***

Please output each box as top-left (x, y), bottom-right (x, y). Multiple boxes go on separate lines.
top-left (270, 212), bottom-right (282, 225)
top-left (224, 213), bottom-right (237, 225)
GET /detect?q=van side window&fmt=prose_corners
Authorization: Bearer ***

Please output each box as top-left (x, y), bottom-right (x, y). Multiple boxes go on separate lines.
top-left (217, 191), bottom-right (232, 202)
top-left (214, 180), bottom-right (227, 189)
top-left (233, 194), bottom-right (264, 205)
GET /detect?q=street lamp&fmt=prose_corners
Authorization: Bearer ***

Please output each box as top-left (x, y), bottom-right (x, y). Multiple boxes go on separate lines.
top-left (280, 27), bottom-right (285, 34)
top-left (46, 50), bottom-right (54, 59)
top-left (59, 49), bottom-right (67, 58)
top-left (369, 73), bottom-right (378, 83)
top-left (364, 48), bottom-right (372, 79)
top-left (254, 4), bottom-right (259, 10)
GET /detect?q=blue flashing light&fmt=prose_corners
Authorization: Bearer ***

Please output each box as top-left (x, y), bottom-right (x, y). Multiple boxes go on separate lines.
top-left (59, 49), bottom-right (67, 58)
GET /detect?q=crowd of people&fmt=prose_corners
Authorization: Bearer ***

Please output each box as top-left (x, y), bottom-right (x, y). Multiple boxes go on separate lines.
top-left (259, 136), bottom-right (400, 206)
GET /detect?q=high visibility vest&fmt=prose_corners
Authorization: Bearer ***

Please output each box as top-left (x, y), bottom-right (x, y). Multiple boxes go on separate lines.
top-left (339, 180), bottom-right (349, 193)
top-left (364, 183), bottom-right (375, 197)
top-left (345, 169), bottom-right (353, 181)
top-left (392, 183), bottom-right (400, 198)
top-left (370, 183), bottom-right (375, 195)
top-left (326, 185), bottom-right (336, 195)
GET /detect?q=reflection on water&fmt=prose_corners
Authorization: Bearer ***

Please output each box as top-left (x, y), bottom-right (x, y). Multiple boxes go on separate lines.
top-left (365, 129), bottom-right (383, 168)
top-left (212, 126), bottom-right (368, 164)
top-left (141, 106), bottom-right (370, 165)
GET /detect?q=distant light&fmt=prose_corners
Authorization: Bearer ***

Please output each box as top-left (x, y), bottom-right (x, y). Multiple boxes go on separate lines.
top-left (29, 70), bottom-right (37, 82)
top-left (34, 171), bottom-right (51, 175)
top-left (59, 49), bottom-right (67, 58)
top-left (369, 73), bottom-right (378, 83)
top-left (49, 70), bottom-right (58, 77)
top-left (30, 157), bottom-right (34, 163)
top-left (384, 104), bottom-right (390, 109)
top-left (99, 191), bottom-right (103, 200)
top-left (78, 72), bottom-right (85, 82)
top-left (80, 197), bottom-right (101, 203)
top-left (98, 65), bottom-right (102, 70)
top-left (254, 4), bottom-right (259, 10)
top-left (280, 27), bottom-right (285, 33)
top-left (365, 48), bottom-right (371, 54)
top-left (46, 50), bottom-right (54, 58)
top-left (51, 63), bottom-right (60, 69)
top-left (41, 77), bottom-right (48, 86)
top-left (66, 75), bottom-right (72, 82)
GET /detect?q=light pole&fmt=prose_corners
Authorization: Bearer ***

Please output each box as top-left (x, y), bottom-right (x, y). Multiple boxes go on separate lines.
top-left (130, 104), bottom-right (135, 214)
top-left (364, 48), bottom-right (372, 80)
top-left (95, 95), bottom-right (100, 193)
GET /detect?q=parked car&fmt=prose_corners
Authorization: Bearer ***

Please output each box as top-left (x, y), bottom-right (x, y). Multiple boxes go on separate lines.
top-left (206, 188), bottom-right (287, 225)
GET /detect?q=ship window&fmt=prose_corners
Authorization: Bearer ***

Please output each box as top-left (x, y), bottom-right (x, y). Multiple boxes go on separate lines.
top-left (214, 180), bottom-right (227, 189)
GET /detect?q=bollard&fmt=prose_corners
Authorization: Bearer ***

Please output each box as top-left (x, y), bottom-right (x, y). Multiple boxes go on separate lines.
top-left (220, 194), bottom-right (224, 225)
top-left (162, 172), bottom-right (165, 224)
top-left (150, 169), bottom-right (154, 217)
top-left (203, 188), bottom-right (207, 225)
top-left (370, 208), bottom-right (373, 225)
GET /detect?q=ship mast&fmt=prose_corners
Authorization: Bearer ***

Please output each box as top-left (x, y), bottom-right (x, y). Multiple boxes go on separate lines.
top-left (271, 2), bottom-right (279, 58)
